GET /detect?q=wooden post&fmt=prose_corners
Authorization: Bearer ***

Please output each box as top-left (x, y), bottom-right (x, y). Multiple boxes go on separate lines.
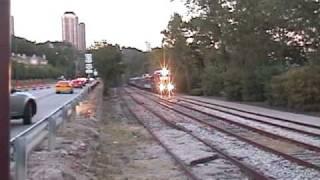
top-left (0, 0), bottom-right (11, 179)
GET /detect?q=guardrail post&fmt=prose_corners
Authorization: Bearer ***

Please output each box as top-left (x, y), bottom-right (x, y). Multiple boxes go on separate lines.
top-left (48, 117), bottom-right (56, 151)
top-left (70, 105), bottom-right (76, 122)
top-left (60, 108), bottom-right (66, 130)
top-left (14, 137), bottom-right (27, 180)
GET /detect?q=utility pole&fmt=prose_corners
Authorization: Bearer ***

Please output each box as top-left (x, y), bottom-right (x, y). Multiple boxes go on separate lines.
top-left (0, 0), bottom-right (11, 179)
top-left (145, 41), bottom-right (151, 52)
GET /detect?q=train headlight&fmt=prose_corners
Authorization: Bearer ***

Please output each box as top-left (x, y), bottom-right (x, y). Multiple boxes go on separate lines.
top-left (161, 67), bottom-right (169, 76)
top-left (159, 83), bottom-right (165, 92)
top-left (167, 83), bottom-right (174, 91)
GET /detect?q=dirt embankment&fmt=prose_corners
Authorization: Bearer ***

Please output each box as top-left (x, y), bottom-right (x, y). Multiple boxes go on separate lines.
top-left (91, 88), bottom-right (186, 180)
top-left (28, 85), bottom-right (103, 180)
top-left (27, 87), bottom-right (185, 180)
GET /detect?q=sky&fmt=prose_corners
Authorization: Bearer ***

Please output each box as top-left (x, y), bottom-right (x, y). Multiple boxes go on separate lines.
top-left (11, 0), bottom-right (187, 51)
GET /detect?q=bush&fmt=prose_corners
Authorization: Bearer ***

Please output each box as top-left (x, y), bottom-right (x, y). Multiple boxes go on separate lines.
top-left (242, 64), bottom-right (285, 102)
top-left (268, 75), bottom-right (288, 106)
top-left (241, 71), bottom-right (264, 101)
top-left (201, 65), bottom-right (224, 96)
top-left (189, 88), bottom-right (203, 96)
top-left (269, 66), bottom-right (320, 111)
top-left (12, 61), bottom-right (61, 80)
top-left (222, 68), bottom-right (243, 101)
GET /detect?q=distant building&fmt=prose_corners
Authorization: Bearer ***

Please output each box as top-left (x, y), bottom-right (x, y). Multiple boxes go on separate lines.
top-left (62, 12), bottom-right (79, 48)
top-left (10, 16), bottom-right (14, 36)
top-left (11, 53), bottom-right (48, 66)
top-left (78, 22), bottom-right (86, 51)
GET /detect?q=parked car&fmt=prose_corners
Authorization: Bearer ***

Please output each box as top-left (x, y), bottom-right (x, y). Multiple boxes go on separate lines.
top-left (55, 81), bottom-right (74, 94)
top-left (89, 78), bottom-right (95, 82)
top-left (77, 78), bottom-right (88, 85)
top-left (10, 89), bottom-right (37, 125)
top-left (71, 79), bottom-right (84, 88)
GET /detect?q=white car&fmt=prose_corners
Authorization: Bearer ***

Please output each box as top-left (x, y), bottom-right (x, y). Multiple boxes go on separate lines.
top-left (10, 89), bottom-right (37, 125)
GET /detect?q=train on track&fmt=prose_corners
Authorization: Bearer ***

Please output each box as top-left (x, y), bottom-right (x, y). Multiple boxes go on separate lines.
top-left (128, 67), bottom-right (175, 97)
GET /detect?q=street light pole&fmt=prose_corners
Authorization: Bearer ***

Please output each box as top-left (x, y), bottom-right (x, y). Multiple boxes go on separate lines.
top-left (0, 0), bottom-right (11, 179)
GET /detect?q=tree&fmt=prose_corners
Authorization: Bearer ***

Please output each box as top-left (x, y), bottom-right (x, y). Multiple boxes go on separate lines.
top-left (11, 37), bottom-right (82, 79)
top-left (122, 47), bottom-right (148, 79)
top-left (167, 0), bottom-right (320, 108)
top-left (163, 13), bottom-right (201, 92)
top-left (91, 43), bottom-right (124, 95)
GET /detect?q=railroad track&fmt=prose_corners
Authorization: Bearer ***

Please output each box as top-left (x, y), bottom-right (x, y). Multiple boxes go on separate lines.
top-left (178, 97), bottom-right (320, 137)
top-left (129, 86), bottom-right (320, 147)
top-left (125, 87), bottom-right (320, 179)
top-left (129, 87), bottom-right (320, 168)
top-left (120, 89), bottom-right (267, 180)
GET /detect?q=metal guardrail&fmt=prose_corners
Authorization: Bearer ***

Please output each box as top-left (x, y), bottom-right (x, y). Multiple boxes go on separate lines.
top-left (10, 81), bottom-right (99, 180)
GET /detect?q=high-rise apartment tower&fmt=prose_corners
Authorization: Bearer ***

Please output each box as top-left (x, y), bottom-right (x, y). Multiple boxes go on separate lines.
top-left (78, 22), bottom-right (86, 51)
top-left (62, 12), bottom-right (79, 48)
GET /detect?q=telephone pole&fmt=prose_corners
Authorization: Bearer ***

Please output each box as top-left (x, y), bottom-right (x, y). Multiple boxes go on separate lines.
top-left (0, 0), bottom-right (11, 179)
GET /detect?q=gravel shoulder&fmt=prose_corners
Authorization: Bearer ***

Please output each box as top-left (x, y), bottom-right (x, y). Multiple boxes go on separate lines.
top-left (91, 88), bottom-right (186, 180)
top-left (27, 86), bottom-right (186, 180)
top-left (27, 85), bottom-right (103, 180)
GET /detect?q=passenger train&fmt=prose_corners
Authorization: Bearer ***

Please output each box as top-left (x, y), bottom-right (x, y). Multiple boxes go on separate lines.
top-left (128, 67), bottom-right (175, 97)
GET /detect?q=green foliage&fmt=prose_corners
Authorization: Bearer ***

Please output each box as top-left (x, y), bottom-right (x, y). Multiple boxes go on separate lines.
top-left (163, 13), bottom-right (199, 93)
top-left (269, 75), bottom-right (289, 107)
top-left (122, 47), bottom-right (148, 78)
top-left (11, 37), bottom-right (81, 79)
top-left (11, 36), bottom-right (37, 56)
top-left (35, 42), bottom-right (80, 78)
top-left (241, 71), bottom-right (264, 102)
top-left (189, 88), bottom-right (203, 96)
top-left (174, 69), bottom-right (188, 93)
top-left (269, 66), bottom-right (320, 111)
top-left (201, 65), bottom-right (224, 96)
top-left (256, 64), bottom-right (287, 101)
top-left (222, 68), bottom-right (243, 101)
top-left (147, 48), bottom-right (164, 73)
top-left (162, 0), bottom-right (320, 110)
top-left (240, 64), bottom-right (285, 102)
top-left (11, 61), bottom-right (61, 80)
top-left (91, 43), bottom-right (123, 95)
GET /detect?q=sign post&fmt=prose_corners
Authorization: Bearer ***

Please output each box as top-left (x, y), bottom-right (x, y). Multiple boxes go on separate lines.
top-left (85, 53), bottom-right (93, 77)
top-left (0, 0), bottom-right (11, 179)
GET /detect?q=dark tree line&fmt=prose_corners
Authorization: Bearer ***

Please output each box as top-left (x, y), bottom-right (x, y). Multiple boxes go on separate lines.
top-left (11, 61), bottom-right (62, 80)
top-left (11, 36), bottom-right (82, 79)
top-left (159, 0), bottom-right (320, 111)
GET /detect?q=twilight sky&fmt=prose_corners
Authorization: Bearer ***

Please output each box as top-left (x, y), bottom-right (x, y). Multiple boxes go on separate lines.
top-left (11, 0), bottom-right (187, 51)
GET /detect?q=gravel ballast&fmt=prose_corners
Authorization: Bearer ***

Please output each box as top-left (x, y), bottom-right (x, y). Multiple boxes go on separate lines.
top-left (129, 89), bottom-right (320, 179)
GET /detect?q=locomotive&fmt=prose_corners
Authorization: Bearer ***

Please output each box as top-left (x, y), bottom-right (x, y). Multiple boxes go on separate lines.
top-left (129, 67), bottom-right (175, 97)
top-left (151, 67), bottom-right (174, 96)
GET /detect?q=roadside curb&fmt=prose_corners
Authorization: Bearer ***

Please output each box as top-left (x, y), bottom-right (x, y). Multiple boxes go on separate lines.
top-left (15, 84), bottom-right (52, 92)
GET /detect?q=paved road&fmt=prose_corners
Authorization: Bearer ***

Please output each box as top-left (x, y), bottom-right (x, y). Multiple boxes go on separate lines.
top-left (28, 86), bottom-right (55, 99)
top-left (10, 87), bottom-right (86, 139)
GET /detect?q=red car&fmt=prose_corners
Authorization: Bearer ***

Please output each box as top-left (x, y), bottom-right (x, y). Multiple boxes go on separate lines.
top-left (71, 79), bottom-right (84, 88)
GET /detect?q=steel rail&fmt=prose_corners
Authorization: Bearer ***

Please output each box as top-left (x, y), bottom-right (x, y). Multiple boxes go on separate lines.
top-left (119, 90), bottom-right (200, 180)
top-left (175, 99), bottom-right (320, 151)
top-left (124, 89), bottom-right (269, 180)
top-left (129, 87), bottom-right (320, 171)
top-left (180, 97), bottom-right (320, 130)
top-left (131, 86), bottom-right (320, 151)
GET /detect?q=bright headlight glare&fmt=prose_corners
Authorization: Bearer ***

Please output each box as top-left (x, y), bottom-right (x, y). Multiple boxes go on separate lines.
top-left (168, 83), bottom-right (174, 91)
top-left (159, 84), bottom-right (165, 91)
top-left (161, 67), bottom-right (169, 76)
